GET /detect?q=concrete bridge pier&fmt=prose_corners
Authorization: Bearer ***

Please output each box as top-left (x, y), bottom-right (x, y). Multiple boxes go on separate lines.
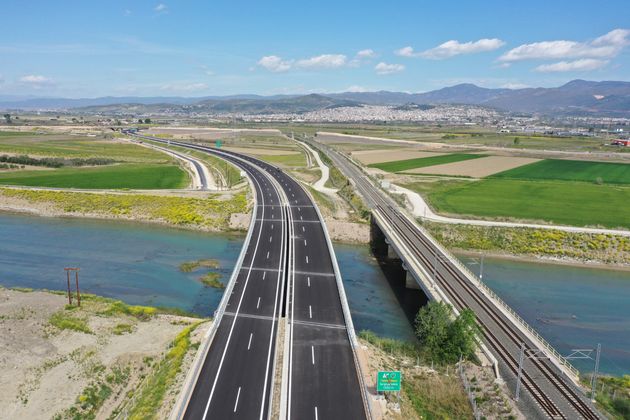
top-left (402, 263), bottom-right (420, 290)
top-left (370, 215), bottom-right (388, 257)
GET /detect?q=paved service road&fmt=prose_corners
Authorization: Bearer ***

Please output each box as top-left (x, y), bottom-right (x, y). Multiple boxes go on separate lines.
top-left (134, 135), bottom-right (367, 420)
top-left (312, 138), bottom-right (602, 420)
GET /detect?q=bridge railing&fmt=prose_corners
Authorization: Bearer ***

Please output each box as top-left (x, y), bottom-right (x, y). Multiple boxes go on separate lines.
top-left (414, 222), bottom-right (581, 380)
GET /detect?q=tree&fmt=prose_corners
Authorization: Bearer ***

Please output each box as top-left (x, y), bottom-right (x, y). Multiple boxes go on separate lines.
top-left (415, 301), bottom-right (451, 359)
top-left (513, 137), bottom-right (520, 145)
top-left (144, 118), bottom-right (151, 124)
top-left (138, 119), bottom-right (144, 124)
top-left (415, 301), bottom-right (480, 363)
top-left (3, 114), bottom-right (11, 124)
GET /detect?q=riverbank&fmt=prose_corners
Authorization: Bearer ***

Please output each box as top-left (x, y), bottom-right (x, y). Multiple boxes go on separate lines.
top-left (424, 221), bottom-right (630, 269)
top-left (0, 287), bottom-right (210, 419)
top-left (0, 186), bottom-right (251, 232)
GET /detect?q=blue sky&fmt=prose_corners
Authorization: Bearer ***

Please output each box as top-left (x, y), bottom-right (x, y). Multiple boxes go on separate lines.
top-left (1, 0), bottom-right (629, 97)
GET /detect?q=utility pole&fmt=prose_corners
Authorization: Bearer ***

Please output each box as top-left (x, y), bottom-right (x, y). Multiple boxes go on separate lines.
top-left (591, 343), bottom-right (601, 402)
top-left (64, 267), bottom-right (81, 306)
top-left (432, 247), bottom-right (438, 289)
top-left (515, 342), bottom-right (525, 401)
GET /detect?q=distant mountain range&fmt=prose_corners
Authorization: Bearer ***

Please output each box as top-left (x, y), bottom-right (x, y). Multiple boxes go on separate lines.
top-left (2, 80), bottom-right (630, 117)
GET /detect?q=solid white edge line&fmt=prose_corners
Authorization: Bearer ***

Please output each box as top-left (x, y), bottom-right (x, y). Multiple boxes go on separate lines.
top-left (248, 333), bottom-right (253, 350)
top-left (201, 163), bottom-right (268, 420)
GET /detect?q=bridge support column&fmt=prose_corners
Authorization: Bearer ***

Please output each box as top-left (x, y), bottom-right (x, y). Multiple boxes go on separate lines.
top-left (403, 264), bottom-right (420, 290)
top-left (370, 214), bottom-right (388, 257)
top-left (387, 242), bottom-right (399, 260)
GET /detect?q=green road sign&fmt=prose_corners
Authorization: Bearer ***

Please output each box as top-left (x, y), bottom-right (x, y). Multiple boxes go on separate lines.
top-left (377, 371), bottom-right (401, 392)
top-left (215, 140), bottom-right (222, 148)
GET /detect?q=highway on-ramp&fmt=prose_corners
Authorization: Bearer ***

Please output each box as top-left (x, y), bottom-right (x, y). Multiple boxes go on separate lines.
top-left (134, 135), bottom-right (368, 420)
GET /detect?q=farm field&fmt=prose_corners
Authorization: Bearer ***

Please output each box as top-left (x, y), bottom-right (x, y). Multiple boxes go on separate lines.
top-left (407, 156), bottom-right (540, 177)
top-left (369, 153), bottom-right (483, 173)
top-left (425, 179), bottom-right (630, 229)
top-left (492, 159), bottom-right (630, 184)
top-left (351, 148), bottom-right (443, 165)
top-left (314, 126), bottom-right (611, 152)
top-left (0, 133), bottom-right (168, 163)
top-left (0, 164), bottom-right (188, 189)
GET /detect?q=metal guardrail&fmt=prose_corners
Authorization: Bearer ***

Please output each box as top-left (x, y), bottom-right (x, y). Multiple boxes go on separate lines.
top-left (414, 219), bottom-right (582, 380)
top-left (168, 159), bottom-right (260, 420)
top-left (301, 181), bottom-right (373, 420)
top-left (328, 139), bottom-right (583, 382)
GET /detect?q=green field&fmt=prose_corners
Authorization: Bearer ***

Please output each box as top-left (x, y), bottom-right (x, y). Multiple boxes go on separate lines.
top-left (0, 164), bottom-right (187, 189)
top-left (369, 153), bottom-right (484, 173)
top-left (0, 134), bottom-right (168, 162)
top-left (258, 153), bottom-right (307, 167)
top-left (426, 179), bottom-right (630, 229)
top-left (492, 159), bottom-right (630, 184)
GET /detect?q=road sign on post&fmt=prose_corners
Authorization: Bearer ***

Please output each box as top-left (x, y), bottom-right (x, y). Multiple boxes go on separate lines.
top-left (377, 371), bottom-right (401, 392)
top-left (215, 139), bottom-right (222, 148)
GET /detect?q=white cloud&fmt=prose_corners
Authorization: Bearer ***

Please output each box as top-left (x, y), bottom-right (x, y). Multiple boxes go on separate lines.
top-left (257, 54), bottom-right (348, 72)
top-left (499, 28), bottom-right (629, 62)
top-left (257, 55), bottom-right (293, 72)
top-left (123, 9), bottom-right (132, 16)
top-left (394, 46), bottom-right (416, 57)
top-left (534, 58), bottom-right (609, 73)
top-left (375, 62), bottom-right (405, 75)
top-left (160, 82), bottom-right (208, 92)
top-left (420, 38), bottom-right (505, 59)
top-left (154, 3), bottom-right (167, 13)
top-left (19, 75), bottom-right (51, 84)
top-left (296, 54), bottom-right (347, 69)
top-left (356, 49), bottom-right (376, 59)
top-left (395, 39), bottom-right (504, 59)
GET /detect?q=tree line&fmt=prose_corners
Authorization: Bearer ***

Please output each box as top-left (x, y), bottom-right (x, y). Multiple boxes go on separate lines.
top-left (0, 155), bottom-right (116, 168)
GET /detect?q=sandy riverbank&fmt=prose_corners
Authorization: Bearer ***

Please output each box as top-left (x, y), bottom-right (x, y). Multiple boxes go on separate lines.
top-left (0, 288), bottom-right (210, 419)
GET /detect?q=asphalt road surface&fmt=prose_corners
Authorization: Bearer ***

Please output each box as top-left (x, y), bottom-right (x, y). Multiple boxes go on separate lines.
top-left (135, 135), bottom-right (367, 420)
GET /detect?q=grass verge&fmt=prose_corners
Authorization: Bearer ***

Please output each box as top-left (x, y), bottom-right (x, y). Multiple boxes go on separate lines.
top-left (126, 323), bottom-right (200, 419)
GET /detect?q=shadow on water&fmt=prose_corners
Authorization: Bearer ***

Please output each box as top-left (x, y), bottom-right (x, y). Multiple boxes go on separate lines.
top-left (369, 216), bottom-right (428, 329)
top-left (372, 253), bottom-right (428, 329)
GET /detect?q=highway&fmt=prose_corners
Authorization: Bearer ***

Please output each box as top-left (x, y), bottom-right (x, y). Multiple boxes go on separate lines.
top-left (133, 135), bottom-right (367, 420)
top-left (310, 138), bottom-right (602, 420)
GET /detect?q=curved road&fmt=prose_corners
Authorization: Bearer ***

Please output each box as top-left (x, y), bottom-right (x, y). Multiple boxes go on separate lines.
top-left (134, 135), bottom-right (367, 420)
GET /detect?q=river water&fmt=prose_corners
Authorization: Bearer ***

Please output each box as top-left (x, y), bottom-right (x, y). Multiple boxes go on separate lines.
top-left (0, 213), bottom-right (627, 375)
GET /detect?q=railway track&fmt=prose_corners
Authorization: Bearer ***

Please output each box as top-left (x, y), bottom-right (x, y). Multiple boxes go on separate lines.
top-left (316, 142), bottom-right (601, 420)
top-left (378, 205), bottom-right (600, 419)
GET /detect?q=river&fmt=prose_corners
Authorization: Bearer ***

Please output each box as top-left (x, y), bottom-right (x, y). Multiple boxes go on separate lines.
top-left (0, 213), bottom-right (628, 375)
